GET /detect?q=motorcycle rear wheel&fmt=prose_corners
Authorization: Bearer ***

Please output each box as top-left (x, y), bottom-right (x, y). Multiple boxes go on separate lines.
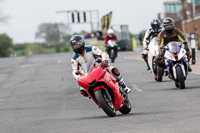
top-left (94, 89), bottom-right (116, 117)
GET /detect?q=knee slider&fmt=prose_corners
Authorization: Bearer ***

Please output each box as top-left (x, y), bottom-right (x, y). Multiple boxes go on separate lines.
top-left (112, 68), bottom-right (120, 76)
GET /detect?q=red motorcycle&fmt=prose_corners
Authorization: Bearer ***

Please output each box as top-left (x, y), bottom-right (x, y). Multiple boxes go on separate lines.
top-left (77, 59), bottom-right (131, 117)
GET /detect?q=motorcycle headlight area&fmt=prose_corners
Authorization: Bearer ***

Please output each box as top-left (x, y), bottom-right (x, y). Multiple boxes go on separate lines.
top-left (165, 51), bottom-right (176, 61)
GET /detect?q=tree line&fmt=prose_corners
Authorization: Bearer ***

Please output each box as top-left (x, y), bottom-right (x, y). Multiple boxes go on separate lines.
top-left (0, 22), bottom-right (74, 57)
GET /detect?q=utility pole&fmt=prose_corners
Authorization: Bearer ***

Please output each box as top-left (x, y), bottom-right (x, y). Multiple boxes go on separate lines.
top-left (191, 0), bottom-right (196, 64)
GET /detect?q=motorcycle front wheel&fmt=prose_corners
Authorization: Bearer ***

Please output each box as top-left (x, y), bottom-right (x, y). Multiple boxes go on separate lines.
top-left (157, 66), bottom-right (163, 82)
top-left (176, 66), bottom-right (185, 89)
top-left (110, 50), bottom-right (115, 63)
top-left (94, 89), bottom-right (116, 117)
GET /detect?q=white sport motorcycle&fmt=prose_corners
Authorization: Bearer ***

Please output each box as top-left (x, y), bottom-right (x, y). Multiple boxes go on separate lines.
top-left (148, 37), bottom-right (164, 82)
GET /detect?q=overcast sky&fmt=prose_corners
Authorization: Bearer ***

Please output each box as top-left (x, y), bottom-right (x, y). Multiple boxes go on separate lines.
top-left (0, 0), bottom-right (175, 43)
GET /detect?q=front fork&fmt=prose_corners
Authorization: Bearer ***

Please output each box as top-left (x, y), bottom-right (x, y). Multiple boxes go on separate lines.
top-left (172, 63), bottom-right (186, 80)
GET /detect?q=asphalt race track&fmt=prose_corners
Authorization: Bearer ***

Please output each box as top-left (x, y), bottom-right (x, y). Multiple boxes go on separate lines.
top-left (0, 51), bottom-right (200, 133)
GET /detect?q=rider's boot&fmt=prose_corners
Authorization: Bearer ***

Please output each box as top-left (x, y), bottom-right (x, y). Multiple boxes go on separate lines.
top-left (118, 78), bottom-right (131, 94)
top-left (188, 65), bottom-right (192, 72)
top-left (145, 60), bottom-right (150, 70)
top-left (164, 69), bottom-right (169, 76)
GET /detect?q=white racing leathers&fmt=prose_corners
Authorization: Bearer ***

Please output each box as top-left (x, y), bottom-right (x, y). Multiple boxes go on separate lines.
top-left (142, 28), bottom-right (162, 55)
top-left (71, 46), bottom-right (110, 80)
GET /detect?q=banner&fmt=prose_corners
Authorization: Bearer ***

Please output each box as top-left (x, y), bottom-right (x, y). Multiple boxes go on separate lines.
top-left (101, 11), bottom-right (112, 35)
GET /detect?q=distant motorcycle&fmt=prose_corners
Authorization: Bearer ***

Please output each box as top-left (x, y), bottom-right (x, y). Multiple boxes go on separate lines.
top-left (161, 41), bottom-right (189, 89)
top-left (106, 40), bottom-right (118, 63)
top-left (77, 59), bottom-right (131, 117)
top-left (148, 37), bottom-right (164, 82)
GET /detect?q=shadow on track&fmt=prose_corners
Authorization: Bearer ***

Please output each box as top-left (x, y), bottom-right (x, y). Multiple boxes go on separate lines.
top-left (76, 110), bottom-right (173, 120)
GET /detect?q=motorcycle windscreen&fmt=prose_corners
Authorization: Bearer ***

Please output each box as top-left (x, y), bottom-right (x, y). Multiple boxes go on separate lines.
top-left (107, 40), bottom-right (116, 47)
top-left (167, 41), bottom-right (179, 55)
top-left (150, 37), bottom-right (158, 44)
top-left (79, 61), bottom-right (94, 75)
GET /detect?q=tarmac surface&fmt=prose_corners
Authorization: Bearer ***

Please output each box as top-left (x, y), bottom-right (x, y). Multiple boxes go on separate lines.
top-left (0, 50), bottom-right (200, 133)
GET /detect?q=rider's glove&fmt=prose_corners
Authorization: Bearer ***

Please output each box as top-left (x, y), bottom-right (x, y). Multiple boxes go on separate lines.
top-left (185, 47), bottom-right (189, 53)
top-left (101, 60), bottom-right (109, 68)
top-left (186, 52), bottom-right (192, 60)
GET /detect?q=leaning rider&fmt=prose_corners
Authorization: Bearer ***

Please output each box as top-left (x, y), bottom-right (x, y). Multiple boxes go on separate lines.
top-left (70, 35), bottom-right (131, 97)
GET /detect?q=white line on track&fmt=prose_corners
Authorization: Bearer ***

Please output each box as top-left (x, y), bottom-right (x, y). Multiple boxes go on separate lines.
top-left (130, 85), bottom-right (143, 92)
top-left (0, 99), bottom-right (5, 102)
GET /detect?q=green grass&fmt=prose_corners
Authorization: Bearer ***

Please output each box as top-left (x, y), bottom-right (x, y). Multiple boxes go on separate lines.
top-left (14, 50), bottom-right (24, 56)
top-left (44, 48), bottom-right (55, 54)
top-left (97, 41), bottom-right (105, 52)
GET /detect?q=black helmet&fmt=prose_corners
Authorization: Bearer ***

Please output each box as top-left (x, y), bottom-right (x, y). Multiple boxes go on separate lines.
top-left (70, 35), bottom-right (85, 54)
top-left (162, 17), bottom-right (174, 32)
top-left (151, 19), bottom-right (161, 32)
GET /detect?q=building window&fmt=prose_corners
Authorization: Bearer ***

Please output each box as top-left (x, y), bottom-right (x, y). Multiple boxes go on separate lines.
top-left (166, 4), bottom-right (176, 13)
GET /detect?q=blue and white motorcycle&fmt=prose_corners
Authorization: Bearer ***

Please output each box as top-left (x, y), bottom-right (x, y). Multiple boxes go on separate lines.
top-left (161, 41), bottom-right (189, 89)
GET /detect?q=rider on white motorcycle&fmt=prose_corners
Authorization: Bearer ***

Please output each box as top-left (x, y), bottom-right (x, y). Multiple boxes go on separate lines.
top-left (70, 35), bottom-right (131, 97)
top-left (141, 19), bottom-right (162, 70)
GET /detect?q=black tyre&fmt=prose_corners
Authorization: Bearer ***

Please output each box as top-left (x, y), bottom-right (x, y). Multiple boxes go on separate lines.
top-left (110, 50), bottom-right (115, 63)
top-left (94, 89), bottom-right (116, 117)
top-left (176, 66), bottom-right (185, 89)
top-left (153, 63), bottom-right (158, 81)
top-left (119, 98), bottom-right (131, 114)
top-left (175, 81), bottom-right (179, 88)
top-left (157, 66), bottom-right (163, 82)
top-left (111, 58), bottom-right (115, 63)
top-left (110, 50), bottom-right (114, 59)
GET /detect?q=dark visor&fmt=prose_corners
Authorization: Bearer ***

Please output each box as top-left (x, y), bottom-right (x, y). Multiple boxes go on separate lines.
top-left (152, 24), bottom-right (159, 29)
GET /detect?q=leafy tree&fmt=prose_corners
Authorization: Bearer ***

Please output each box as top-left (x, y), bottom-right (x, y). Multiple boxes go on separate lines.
top-left (0, 33), bottom-right (13, 57)
top-left (13, 43), bottom-right (27, 50)
top-left (54, 42), bottom-right (61, 53)
top-left (62, 46), bottom-right (71, 52)
top-left (64, 34), bottom-right (72, 45)
top-left (35, 23), bottom-right (70, 44)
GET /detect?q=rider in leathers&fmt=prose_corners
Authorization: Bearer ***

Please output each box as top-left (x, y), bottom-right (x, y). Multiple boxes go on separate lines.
top-left (70, 35), bottom-right (131, 97)
top-left (104, 29), bottom-right (118, 62)
top-left (142, 19), bottom-right (162, 70)
top-left (154, 17), bottom-right (192, 72)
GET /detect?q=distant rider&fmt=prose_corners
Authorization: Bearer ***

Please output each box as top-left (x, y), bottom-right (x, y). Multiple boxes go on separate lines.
top-left (104, 29), bottom-right (118, 62)
top-left (141, 19), bottom-right (162, 70)
top-left (70, 35), bottom-right (131, 97)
